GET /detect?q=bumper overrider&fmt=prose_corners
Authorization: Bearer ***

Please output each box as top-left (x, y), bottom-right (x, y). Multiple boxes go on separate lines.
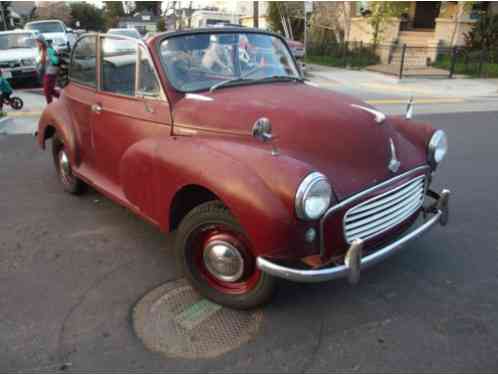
top-left (257, 188), bottom-right (450, 284)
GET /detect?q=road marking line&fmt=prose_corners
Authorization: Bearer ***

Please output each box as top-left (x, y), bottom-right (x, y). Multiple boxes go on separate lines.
top-left (366, 98), bottom-right (465, 105)
top-left (5, 111), bottom-right (42, 117)
top-left (361, 82), bottom-right (439, 95)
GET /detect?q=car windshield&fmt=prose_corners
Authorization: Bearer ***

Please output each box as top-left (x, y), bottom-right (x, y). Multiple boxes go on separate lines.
top-left (159, 32), bottom-right (300, 92)
top-left (109, 29), bottom-right (140, 39)
top-left (26, 22), bottom-right (64, 33)
top-left (0, 34), bottom-right (36, 50)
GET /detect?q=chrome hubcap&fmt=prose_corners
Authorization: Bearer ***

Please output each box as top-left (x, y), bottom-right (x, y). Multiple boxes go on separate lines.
top-left (58, 150), bottom-right (73, 186)
top-left (203, 240), bottom-right (244, 282)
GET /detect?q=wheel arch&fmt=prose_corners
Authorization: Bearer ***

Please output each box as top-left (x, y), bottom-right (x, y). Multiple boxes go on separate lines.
top-left (37, 104), bottom-right (80, 165)
top-left (169, 184), bottom-right (221, 231)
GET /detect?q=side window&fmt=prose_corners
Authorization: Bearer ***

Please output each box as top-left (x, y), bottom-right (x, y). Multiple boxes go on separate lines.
top-left (70, 36), bottom-right (97, 87)
top-left (137, 47), bottom-right (161, 98)
top-left (101, 37), bottom-right (137, 96)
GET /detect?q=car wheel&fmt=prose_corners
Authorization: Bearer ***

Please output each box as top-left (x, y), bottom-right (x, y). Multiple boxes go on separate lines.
top-left (9, 96), bottom-right (23, 110)
top-left (52, 136), bottom-right (85, 194)
top-left (175, 200), bottom-right (276, 309)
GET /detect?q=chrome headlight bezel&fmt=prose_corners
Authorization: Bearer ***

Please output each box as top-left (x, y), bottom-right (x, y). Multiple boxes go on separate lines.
top-left (295, 172), bottom-right (332, 220)
top-left (428, 129), bottom-right (448, 169)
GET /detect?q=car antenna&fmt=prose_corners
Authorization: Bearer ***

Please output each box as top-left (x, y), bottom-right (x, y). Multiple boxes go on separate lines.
top-left (406, 96), bottom-right (414, 120)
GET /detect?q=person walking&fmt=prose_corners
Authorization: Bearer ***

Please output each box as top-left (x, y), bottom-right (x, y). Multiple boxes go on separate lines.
top-left (36, 35), bottom-right (60, 104)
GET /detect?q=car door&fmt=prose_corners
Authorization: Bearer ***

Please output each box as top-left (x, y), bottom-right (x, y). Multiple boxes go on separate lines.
top-left (91, 35), bottom-right (171, 209)
top-left (63, 34), bottom-right (98, 171)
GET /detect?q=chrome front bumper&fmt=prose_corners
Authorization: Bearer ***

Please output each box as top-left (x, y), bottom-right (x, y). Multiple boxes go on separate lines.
top-left (257, 189), bottom-right (450, 284)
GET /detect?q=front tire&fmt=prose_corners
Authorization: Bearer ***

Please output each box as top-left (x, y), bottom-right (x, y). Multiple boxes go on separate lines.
top-left (10, 96), bottom-right (23, 110)
top-left (52, 136), bottom-right (85, 194)
top-left (175, 201), bottom-right (276, 309)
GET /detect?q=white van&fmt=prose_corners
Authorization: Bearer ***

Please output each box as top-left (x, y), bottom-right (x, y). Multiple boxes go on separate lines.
top-left (24, 19), bottom-right (75, 53)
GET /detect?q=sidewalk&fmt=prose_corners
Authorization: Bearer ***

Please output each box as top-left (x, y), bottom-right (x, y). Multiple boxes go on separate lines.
top-left (0, 90), bottom-right (44, 135)
top-left (306, 63), bottom-right (498, 99)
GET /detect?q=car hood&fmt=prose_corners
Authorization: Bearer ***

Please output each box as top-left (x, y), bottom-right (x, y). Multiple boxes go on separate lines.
top-left (41, 32), bottom-right (67, 42)
top-left (0, 48), bottom-right (38, 61)
top-left (173, 82), bottom-right (428, 200)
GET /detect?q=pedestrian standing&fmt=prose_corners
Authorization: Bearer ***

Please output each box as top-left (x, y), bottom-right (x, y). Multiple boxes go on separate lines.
top-left (0, 70), bottom-right (13, 116)
top-left (36, 35), bottom-right (60, 104)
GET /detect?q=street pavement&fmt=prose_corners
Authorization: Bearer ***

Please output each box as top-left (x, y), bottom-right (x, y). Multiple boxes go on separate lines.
top-left (1, 76), bottom-right (498, 372)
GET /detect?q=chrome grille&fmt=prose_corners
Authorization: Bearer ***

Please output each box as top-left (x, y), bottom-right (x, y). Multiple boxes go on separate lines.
top-left (344, 175), bottom-right (425, 243)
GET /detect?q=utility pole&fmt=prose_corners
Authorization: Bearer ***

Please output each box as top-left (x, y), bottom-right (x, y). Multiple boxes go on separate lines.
top-left (253, 1), bottom-right (259, 29)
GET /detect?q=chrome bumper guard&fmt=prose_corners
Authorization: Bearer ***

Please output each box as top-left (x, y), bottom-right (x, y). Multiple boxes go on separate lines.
top-left (256, 189), bottom-right (450, 284)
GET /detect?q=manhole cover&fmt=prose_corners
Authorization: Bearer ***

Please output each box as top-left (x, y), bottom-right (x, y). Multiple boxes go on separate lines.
top-left (133, 279), bottom-right (263, 358)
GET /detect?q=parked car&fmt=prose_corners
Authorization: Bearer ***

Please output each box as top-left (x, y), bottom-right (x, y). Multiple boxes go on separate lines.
top-left (286, 38), bottom-right (305, 59)
top-left (36, 29), bottom-right (450, 309)
top-left (0, 30), bottom-right (41, 84)
top-left (25, 19), bottom-right (73, 53)
top-left (107, 28), bottom-right (141, 39)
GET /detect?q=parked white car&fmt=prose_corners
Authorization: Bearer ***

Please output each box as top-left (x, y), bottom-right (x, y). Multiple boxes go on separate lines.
top-left (24, 19), bottom-right (74, 53)
top-left (107, 28), bottom-right (142, 39)
top-left (0, 30), bottom-right (41, 83)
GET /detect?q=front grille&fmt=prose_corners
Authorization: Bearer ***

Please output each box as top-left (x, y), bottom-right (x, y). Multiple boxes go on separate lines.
top-left (343, 175), bottom-right (425, 243)
top-left (0, 60), bottom-right (20, 68)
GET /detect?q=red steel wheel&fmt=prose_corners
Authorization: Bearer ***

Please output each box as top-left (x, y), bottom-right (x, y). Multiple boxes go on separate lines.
top-left (175, 201), bottom-right (276, 309)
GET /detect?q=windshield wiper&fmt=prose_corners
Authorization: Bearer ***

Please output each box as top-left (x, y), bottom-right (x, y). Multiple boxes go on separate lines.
top-left (209, 78), bottom-right (256, 93)
top-left (257, 75), bottom-right (304, 83)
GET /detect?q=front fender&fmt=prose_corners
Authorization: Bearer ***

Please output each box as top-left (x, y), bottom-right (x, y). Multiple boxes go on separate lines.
top-left (37, 99), bottom-right (79, 165)
top-left (119, 135), bottom-right (312, 258)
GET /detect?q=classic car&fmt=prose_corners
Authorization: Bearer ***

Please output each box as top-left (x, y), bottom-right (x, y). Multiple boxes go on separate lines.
top-left (36, 29), bottom-right (450, 309)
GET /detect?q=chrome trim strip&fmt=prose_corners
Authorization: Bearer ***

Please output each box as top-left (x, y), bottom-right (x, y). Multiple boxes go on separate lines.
top-left (319, 166), bottom-right (430, 256)
top-left (257, 189), bottom-right (449, 283)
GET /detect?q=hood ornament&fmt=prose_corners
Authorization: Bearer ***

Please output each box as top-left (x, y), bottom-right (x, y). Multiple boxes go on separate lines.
top-left (351, 104), bottom-right (386, 124)
top-left (388, 138), bottom-right (401, 173)
top-left (405, 96), bottom-right (414, 119)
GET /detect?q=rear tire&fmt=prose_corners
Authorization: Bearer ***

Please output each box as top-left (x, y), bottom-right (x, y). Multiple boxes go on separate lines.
top-left (175, 200), bottom-right (276, 309)
top-left (52, 136), bottom-right (85, 194)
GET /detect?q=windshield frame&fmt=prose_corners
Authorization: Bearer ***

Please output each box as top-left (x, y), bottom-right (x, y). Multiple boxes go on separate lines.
top-left (155, 28), bottom-right (302, 94)
top-left (26, 21), bottom-right (65, 34)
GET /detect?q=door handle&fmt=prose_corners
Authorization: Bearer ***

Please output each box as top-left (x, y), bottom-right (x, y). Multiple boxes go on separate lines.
top-left (91, 104), bottom-right (102, 114)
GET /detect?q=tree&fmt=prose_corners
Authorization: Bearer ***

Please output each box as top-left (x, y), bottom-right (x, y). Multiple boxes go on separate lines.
top-left (465, 13), bottom-right (498, 50)
top-left (267, 2), bottom-right (304, 41)
top-left (134, 1), bottom-right (162, 16)
top-left (365, 2), bottom-right (409, 46)
top-left (0, 2), bottom-right (11, 31)
top-left (103, 1), bottom-right (125, 29)
top-left (156, 17), bottom-right (166, 32)
top-left (69, 2), bottom-right (105, 31)
top-left (34, 2), bottom-right (72, 25)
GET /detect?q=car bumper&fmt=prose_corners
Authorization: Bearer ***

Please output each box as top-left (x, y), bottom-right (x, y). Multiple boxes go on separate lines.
top-left (2, 67), bottom-right (39, 80)
top-left (257, 188), bottom-right (450, 283)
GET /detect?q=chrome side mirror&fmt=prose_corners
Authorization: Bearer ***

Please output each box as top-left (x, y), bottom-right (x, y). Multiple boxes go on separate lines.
top-left (252, 117), bottom-right (273, 142)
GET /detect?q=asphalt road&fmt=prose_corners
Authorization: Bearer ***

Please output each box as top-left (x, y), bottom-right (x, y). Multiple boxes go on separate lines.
top-left (1, 111), bottom-right (498, 372)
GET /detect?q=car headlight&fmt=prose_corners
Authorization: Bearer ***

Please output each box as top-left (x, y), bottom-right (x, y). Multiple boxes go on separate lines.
top-left (295, 172), bottom-right (332, 220)
top-left (428, 129), bottom-right (448, 168)
top-left (21, 58), bottom-right (36, 66)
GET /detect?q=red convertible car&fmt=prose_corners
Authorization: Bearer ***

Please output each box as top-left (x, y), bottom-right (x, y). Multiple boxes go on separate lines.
top-left (37, 29), bottom-right (450, 309)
